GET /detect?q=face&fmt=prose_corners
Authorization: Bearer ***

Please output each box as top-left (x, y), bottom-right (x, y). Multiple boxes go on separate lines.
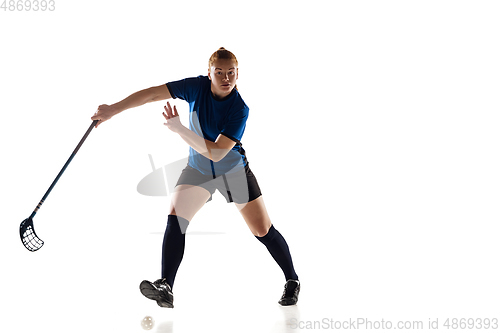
top-left (208, 59), bottom-right (238, 98)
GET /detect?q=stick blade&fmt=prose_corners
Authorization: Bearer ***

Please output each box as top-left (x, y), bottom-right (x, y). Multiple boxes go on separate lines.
top-left (20, 218), bottom-right (44, 252)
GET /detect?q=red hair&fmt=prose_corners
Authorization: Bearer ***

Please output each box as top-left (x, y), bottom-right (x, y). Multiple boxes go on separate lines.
top-left (208, 47), bottom-right (239, 69)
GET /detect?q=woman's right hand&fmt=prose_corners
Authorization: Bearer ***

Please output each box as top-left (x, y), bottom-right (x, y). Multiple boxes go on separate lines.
top-left (91, 104), bottom-right (117, 128)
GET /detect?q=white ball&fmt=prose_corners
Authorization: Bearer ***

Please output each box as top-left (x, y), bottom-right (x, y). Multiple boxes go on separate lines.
top-left (141, 316), bottom-right (155, 330)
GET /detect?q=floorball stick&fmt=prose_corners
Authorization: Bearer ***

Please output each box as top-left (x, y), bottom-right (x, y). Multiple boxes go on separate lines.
top-left (19, 120), bottom-right (98, 252)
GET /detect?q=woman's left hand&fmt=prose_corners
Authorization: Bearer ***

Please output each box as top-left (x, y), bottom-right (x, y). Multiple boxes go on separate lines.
top-left (163, 101), bottom-right (184, 133)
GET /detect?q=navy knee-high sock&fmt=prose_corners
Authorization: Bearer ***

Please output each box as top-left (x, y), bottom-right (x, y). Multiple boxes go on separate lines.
top-left (161, 215), bottom-right (189, 289)
top-left (256, 225), bottom-right (299, 281)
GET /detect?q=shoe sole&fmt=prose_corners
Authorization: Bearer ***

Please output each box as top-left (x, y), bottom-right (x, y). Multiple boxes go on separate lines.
top-left (279, 298), bottom-right (298, 306)
top-left (139, 280), bottom-right (174, 308)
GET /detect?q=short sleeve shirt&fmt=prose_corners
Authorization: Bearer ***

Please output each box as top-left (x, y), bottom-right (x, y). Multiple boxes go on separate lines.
top-left (166, 76), bottom-right (249, 176)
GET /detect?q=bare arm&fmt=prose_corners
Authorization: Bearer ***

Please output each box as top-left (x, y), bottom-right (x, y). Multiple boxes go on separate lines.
top-left (175, 127), bottom-right (236, 163)
top-left (91, 84), bottom-right (172, 128)
top-left (162, 102), bottom-right (236, 162)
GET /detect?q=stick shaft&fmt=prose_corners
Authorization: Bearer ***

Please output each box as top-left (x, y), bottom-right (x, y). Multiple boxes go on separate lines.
top-left (30, 120), bottom-right (98, 219)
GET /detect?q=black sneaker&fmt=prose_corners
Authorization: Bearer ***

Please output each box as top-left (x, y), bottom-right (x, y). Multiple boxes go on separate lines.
top-left (278, 279), bottom-right (300, 306)
top-left (140, 278), bottom-right (174, 308)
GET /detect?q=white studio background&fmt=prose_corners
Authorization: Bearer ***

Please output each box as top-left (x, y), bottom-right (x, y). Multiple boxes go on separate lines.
top-left (1, 1), bottom-right (499, 332)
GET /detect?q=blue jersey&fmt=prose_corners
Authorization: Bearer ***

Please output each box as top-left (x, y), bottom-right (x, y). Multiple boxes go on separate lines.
top-left (166, 76), bottom-right (249, 176)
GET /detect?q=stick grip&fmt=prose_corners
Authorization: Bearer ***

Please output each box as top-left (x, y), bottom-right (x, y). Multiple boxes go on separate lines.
top-left (73, 120), bottom-right (98, 155)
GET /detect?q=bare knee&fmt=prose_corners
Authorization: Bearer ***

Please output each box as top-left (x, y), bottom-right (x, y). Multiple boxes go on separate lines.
top-left (251, 223), bottom-right (272, 237)
top-left (169, 185), bottom-right (210, 222)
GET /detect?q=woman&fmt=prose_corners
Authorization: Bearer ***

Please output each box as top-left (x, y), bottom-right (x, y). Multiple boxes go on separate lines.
top-left (92, 48), bottom-right (300, 308)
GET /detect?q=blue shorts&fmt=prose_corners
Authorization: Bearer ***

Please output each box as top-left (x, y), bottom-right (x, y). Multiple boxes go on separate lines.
top-left (175, 164), bottom-right (262, 204)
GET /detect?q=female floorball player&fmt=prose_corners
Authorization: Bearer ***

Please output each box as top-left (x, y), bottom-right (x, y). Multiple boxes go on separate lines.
top-left (92, 47), bottom-right (300, 308)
